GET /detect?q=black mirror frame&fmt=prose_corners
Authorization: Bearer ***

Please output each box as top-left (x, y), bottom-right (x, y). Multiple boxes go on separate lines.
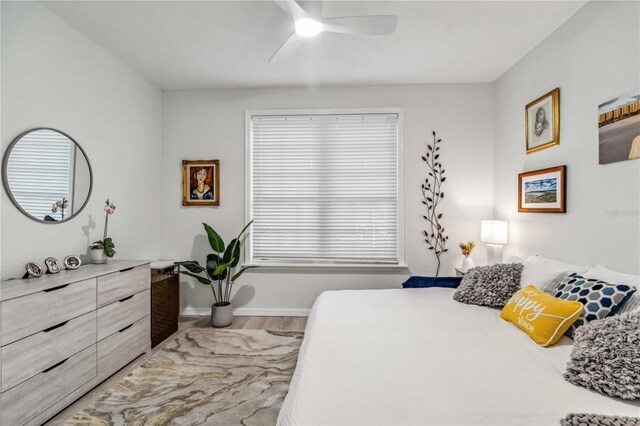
top-left (2, 127), bottom-right (94, 224)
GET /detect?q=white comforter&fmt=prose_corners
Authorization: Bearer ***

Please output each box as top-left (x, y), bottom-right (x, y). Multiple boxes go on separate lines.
top-left (278, 288), bottom-right (640, 425)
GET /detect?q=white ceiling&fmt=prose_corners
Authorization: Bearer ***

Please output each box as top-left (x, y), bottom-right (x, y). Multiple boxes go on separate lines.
top-left (43, 1), bottom-right (586, 90)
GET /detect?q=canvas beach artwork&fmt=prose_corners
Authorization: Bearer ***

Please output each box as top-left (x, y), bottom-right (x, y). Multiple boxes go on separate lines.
top-left (598, 89), bottom-right (640, 165)
top-left (182, 160), bottom-right (220, 206)
top-left (518, 166), bottom-right (566, 213)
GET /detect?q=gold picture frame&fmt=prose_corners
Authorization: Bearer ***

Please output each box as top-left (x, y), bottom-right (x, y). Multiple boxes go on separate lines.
top-left (526, 88), bottom-right (560, 154)
top-left (518, 165), bottom-right (566, 213)
top-left (182, 160), bottom-right (220, 206)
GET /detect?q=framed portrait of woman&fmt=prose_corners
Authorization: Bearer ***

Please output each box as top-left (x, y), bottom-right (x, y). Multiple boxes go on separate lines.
top-left (525, 88), bottom-right (560, 154)
top-left (182, 160), bottom-right (220, 206)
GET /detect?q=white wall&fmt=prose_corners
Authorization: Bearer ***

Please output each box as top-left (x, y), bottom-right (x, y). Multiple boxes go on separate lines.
top-left (493, 1), bottom-right (640, 273)
top-left (7, 0), bottom-right (632, 316)
top-left (161, 84), bottom-right (494, 314)
top-left (1, 1), bottom-right (163, 279)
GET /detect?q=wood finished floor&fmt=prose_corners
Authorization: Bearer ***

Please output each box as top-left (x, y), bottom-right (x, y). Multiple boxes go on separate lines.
top-left (46, 316), bottom-right (307, 425)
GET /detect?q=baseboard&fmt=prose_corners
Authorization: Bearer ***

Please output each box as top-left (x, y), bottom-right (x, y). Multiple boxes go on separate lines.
top-left (181, 307), bottom-right (310, 317)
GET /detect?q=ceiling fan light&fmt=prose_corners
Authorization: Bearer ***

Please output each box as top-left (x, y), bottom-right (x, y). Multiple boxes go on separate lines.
top-left (295, 18), bottom-right (322, 37)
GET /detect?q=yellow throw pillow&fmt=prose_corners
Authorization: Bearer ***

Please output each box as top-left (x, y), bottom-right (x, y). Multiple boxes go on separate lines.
top-left (500, 285), bottom-right (583, 347)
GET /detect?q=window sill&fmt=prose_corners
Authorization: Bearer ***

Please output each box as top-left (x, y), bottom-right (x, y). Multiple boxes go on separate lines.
top-left (241, 263), bottom-right (410, 274)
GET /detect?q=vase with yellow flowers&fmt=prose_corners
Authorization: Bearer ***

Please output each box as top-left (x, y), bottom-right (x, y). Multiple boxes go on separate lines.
top-left (459, 241), bottom-right (476, 271)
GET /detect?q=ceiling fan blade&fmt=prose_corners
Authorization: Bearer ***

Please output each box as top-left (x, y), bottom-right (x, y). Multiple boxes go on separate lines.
top-left (273, 0), bottom-right (308, 20)
top-left (297, 0), bottom-right (324, 19)
top-left (321, 15), bottom-right (398, 35)
top-left (269, 31), bottom-right (304, 62)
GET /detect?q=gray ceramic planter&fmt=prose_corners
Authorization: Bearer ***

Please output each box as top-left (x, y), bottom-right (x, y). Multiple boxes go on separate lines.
top-left (211, 303), bottom-right (233, 328)
top-left (89, 247), bottom-right (108, 264)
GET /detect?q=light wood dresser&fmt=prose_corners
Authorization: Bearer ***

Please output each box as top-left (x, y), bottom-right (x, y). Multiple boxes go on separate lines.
top-left (0, 260), bottom-right (151, 425)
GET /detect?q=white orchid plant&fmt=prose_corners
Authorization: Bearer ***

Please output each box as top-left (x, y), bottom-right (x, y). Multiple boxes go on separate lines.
top-left (51, 197), bottom-right (69, 220)
top-left (90, 199), bottom-right (116, 257)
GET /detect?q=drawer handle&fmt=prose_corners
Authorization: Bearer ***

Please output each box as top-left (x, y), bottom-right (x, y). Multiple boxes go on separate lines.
top-left (42, 358), bottom-right (69, 373)
top-left (43, 320), bottom-right (69, 333)
top-left (119, 267), bottom-right (134, 273)
top-left (43, 284), bottom-right (69, 292)
top-left (119, 323), bottom-right (134, 333)
top-left (118, 295), bottom-right (134, 303)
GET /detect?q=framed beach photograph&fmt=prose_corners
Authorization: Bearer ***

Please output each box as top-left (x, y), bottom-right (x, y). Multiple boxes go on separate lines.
top-left (598, 89), bottom-right (640, 164)
top-left (526, 88), bottom-right (560, 154)
top-left (182, 160), bottom-right (220, 206)
top-left (518, 166), bottom-right (566, 213)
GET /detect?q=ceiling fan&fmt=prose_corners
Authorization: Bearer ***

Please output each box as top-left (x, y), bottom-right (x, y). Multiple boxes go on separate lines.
top-left (270, 0), bottom-right (398, 62)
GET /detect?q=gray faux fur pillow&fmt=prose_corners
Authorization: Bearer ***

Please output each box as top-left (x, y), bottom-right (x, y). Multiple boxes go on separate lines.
top-left (564, 311), bottom-right (640, 400)
top-left (453, 263), bottom-right (523, 307)
top-left (561, 413), bottom-right (640, 426)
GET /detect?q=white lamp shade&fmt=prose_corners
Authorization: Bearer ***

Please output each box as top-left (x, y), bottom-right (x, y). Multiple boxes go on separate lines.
top-left (481, 220), bottom-right (509, 245)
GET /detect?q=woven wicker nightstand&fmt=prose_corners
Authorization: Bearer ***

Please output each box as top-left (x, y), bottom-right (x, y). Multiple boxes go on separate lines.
top-left (150, 262), bottom-right (180, 348)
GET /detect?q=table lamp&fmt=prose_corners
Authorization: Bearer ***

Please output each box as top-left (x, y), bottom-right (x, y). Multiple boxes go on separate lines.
top-left (481, 220), bottom-right (509, 264)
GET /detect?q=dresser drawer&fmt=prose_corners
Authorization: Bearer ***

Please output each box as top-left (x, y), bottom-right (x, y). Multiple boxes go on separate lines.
top-left (97, 264), bottom-right (150, 307)
top-left (1, 311), bottom-right (96, 392)
top-left (1, 345), bottom-right (96, 426)
top-left (1, 278), bottom-right (97, 345)
top-left (98, 316), bottom-right (150, 373)
top-left (98, 289), bottom-right (150, 340)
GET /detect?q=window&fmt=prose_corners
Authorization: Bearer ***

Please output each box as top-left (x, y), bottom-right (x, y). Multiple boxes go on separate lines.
top-left (247, 110), bottom-right (403, 266)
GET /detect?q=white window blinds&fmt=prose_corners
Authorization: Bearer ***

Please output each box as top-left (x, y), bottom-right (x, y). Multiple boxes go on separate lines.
top-left (6, 130), bottom-right (74, 221)
top-left (249, 113), bottom-right (400, 265)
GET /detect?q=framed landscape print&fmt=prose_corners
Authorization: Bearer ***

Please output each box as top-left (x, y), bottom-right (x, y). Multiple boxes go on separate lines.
top-left (182, 160), bottom-right (220, 206)
top-left (526, 88), bottom-right (560, 154)
top-left (598, 89), bottom-right (640, 164)
top-left (518, 166), bottom-right (566, 213)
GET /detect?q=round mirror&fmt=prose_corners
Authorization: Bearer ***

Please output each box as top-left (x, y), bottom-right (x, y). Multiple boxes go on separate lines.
top-left (2, 128), bottom-right (93, 223)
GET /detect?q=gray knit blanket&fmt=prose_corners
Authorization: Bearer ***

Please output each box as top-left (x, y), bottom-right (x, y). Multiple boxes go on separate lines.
top-left (561, 413), bottom-right (640, 426)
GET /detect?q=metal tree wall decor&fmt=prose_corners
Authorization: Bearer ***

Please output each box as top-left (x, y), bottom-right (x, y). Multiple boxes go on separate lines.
top-left (421, 130), bottom-right (449, 276)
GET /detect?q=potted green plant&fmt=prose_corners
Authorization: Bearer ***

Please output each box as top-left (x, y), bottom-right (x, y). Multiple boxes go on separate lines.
top-left (177, 221), bottom-right (256, 327)
top-left (89, 199), bottom-right (116, 264)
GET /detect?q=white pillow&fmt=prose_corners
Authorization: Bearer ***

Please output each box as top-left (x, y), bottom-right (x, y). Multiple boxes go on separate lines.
top-left (584, 265), bottom-right (640, 288)
top-left (524, 255), bottom-right (590, 294)
top-left (505, 256), bottom-right (573, 290)
top-left (584, 265), bottom-right (640, 314)
top-left (525, 255), bottom-right (589, 275)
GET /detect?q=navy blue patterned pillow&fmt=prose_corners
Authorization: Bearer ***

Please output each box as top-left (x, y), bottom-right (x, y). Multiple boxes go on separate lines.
top-left (554, 273), bottom-right (636, 332)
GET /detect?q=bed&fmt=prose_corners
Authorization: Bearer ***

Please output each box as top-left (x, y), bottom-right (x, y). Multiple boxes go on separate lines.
top-left (277, 287), bottom-right (640, 425)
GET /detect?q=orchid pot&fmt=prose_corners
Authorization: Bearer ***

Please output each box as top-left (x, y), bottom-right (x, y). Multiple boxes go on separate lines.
top-left (89, 244), bottom-right (108, 264)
